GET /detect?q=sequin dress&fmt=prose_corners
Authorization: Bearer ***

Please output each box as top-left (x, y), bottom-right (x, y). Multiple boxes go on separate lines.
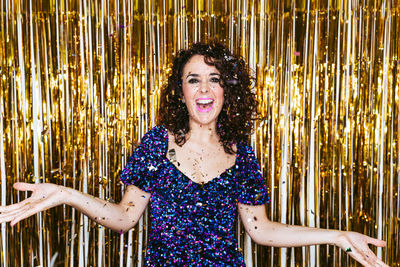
top-left (120, 126), bottom-right (268, 266)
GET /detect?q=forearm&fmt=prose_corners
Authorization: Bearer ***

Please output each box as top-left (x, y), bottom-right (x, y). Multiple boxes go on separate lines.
top-left (0, 183), bottom-right (149, 232)
top-left (239, 204), bottom-right (342, 247)
top-left (239, 204), bottom-right (387, 266)
top-left (61, 185), bottom-right (148, 233)
top-left (249, 219), bottom-right (341, 247)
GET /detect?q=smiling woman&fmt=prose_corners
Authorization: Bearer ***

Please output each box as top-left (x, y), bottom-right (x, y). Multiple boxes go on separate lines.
top-left (0, 42), bottom-right (389, 267)
top-left (121, 42), bottom-right (388, 266)
top-left (158, 42), bottom-right (257, 155)
top-left (181, 55), bottom-right (225, 127)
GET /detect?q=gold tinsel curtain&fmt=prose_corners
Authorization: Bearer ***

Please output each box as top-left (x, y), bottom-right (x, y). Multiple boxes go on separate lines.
top-left (0, 0), bottom-right (398, 266)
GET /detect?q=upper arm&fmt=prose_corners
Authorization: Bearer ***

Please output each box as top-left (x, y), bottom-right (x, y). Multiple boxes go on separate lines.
top-left (118, 185), bottom-right (151, 230)
top-left (238, 203), bottom-right (270, 244)
top-left (120, 126), bottom-right (166, 193)
top-left (237, 144), bottom-right (269, 205)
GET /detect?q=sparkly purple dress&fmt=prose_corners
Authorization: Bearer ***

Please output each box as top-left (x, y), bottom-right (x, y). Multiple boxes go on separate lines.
top-left (120, 126), bottom-right (268, 266)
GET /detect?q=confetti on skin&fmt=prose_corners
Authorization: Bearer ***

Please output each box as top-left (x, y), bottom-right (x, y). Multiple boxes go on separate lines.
top-left (120, 126), bottom-right (268, 266)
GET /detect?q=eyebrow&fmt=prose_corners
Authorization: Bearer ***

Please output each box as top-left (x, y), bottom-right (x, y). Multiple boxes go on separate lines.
top-left (185, 73), bottom-right (220, 79)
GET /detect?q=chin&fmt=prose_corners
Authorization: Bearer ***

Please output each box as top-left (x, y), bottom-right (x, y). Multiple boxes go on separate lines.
top-left (190, 116), bottom-right (217, 126)
top-left (189, 107), bottom-right (222, 126)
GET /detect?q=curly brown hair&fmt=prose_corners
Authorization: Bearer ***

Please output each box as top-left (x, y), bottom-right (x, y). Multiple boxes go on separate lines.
top-left (158, 42), bottom-right (258, 154)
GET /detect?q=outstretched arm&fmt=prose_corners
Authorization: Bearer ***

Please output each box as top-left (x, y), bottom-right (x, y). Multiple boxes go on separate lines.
top-left (0, 182), bottom-right (150, 233)
top-left (238, 203), bottom-right (388, 267)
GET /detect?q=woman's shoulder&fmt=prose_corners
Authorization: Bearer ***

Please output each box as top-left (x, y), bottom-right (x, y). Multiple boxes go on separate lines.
top-left (141, 125), bottom-right (168, 142)
top-left (136, 125), bottom-right (168, 156)
top-left (236, 141), bottom-right (255, 156)
top-left (235, 141), bottom-right (261, 170)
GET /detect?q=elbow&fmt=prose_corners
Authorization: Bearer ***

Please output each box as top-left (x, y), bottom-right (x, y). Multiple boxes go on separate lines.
top-left (113, 224), bottom-right (135, 234)
top-left (118, 228), bottom-right (131, 234)
top-left (247, 230), bottom-right (276, 246)
top-left (104, 216), bottom-right (139, 234)
top-left (243, 226), bottom-right (265, 245)
top-left (248, 233), bottom-right (265, 245)
top-left (244, 219), bottom-right (274, 246)
top-left (253, 238), bottom-right (265, 246)
top-left (119, 215), bottom-right (141, 234)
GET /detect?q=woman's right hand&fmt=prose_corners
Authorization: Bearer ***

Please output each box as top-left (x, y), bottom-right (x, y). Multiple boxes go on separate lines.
top-left (0, 182), bottom-right (150, 233)
top-left (0, 182), bottom-right (65, 226)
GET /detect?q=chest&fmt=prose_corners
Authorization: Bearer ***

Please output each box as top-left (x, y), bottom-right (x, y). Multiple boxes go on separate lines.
top-left (166, 135), bottom-right (237, 184)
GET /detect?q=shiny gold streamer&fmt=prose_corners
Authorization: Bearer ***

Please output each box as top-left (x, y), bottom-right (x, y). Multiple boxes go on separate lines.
top-left (0, 0), bottom-right (399, 266)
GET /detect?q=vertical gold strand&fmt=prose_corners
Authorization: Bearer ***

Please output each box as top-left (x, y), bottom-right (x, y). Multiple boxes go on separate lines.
top-left (377, 3), bottom-right (391, 259)
top-left (29, 0), bottom-right (43, 263)
top-left (0, 52), bottom-right (7, 267)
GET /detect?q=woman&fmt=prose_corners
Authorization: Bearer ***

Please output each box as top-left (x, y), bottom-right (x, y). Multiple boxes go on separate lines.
top-left (0, 42), bottom-right (388, 266)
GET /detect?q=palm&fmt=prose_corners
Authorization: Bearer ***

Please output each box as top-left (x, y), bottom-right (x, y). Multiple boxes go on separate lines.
top-left (0, 183), bottom-right (63, 226)
top-left (336, 231), bottom-right (387, 267)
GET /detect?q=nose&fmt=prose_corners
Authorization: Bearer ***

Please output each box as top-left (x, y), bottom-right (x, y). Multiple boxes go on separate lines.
top-left (199, 80), bottom-right (209, 93)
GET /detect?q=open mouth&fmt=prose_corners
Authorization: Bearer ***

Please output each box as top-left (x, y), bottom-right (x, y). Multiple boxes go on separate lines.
top-left (195, 98), bottom-right (214, 113)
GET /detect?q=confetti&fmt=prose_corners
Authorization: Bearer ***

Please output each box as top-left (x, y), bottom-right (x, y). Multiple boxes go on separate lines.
top-left (120, 126), bottom-right (268, 265)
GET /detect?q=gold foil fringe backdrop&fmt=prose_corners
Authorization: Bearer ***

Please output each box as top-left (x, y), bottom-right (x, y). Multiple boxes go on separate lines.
top-left (0, 0), bottom-right (398, 266)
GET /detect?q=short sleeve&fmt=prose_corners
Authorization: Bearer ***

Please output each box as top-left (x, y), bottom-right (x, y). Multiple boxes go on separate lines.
top-left (237, 144), bottom-right (269, 205)
top-left (120, 126), bottom-right (166, 193)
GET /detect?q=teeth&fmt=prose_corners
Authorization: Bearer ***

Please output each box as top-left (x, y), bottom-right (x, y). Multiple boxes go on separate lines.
top-left (196, 99), bottom-right (213, 104)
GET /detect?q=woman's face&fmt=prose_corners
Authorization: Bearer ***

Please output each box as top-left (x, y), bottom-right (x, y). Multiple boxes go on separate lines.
top-left (181, 55), bottom-right (224, 128)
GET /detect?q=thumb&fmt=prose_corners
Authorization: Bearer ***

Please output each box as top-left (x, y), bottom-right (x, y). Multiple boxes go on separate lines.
top-left (13, 182), bottom-right (36, 192)
top-left (368, 237), bottom-right (386, 247)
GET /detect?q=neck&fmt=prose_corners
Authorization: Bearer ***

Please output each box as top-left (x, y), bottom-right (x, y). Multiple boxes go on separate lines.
top-left (187, 120), bottom-right (219, 143)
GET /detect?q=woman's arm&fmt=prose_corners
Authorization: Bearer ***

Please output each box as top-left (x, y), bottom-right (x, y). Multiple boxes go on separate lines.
top-left (0, 182), bottom-right (150, 233)
top-left (238, 203), bottom-right (388, 267)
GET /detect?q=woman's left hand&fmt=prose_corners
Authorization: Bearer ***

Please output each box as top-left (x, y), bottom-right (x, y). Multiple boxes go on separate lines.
top-left (239, 204), bottom-right (388, 266)
top-left (335, 231), bottom-right (388, 267)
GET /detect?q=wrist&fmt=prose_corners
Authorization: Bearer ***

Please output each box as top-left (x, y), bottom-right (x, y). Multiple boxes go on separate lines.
top-left (58, 185), bottom-right (74, 206)
top-left (333, 230), bottom-right (348, 247)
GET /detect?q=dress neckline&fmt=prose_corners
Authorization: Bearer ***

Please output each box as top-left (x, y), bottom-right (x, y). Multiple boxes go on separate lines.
top-left (160, 126), bottom-right (239, 186)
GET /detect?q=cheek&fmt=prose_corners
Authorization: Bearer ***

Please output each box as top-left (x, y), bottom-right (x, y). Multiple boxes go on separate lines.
top-left (213, 85), bottom-right (224, 98)
top-left (217, 88), bottom-right (225, 104)
top-left (182, 86), bottom-right (194, 100)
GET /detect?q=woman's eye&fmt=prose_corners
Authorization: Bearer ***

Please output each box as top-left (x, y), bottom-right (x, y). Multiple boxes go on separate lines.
top-left (210, 77), bottom-right (220, 83)
top-left (188, 78), bottom-right (199, 84)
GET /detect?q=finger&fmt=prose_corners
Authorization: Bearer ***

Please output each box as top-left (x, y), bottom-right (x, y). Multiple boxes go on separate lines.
top-left (0, 205), bottom-right (29, 220)
top-left (13, 182), bottom-right (37, 192)
top-left (347, 245), bottom-right (377, 267)
top-left (0, 183), bottom-right (38, 212)
top-left (375, 258), bottom-right (389, 267)
top-left (367, 237), bottom-right (386, 247)
top-left (0, 198), bottom-right (35, 213)
top-left (364, 251), bottom-right (379, 266)
top-left (0, 205), bottom-right (31, 224)
top-left (347, 251), bottom-right (373, 267)
top-left (360, 247), bottom-right (389, 267)
top-left (10, 205), bottom-right (41, 227)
